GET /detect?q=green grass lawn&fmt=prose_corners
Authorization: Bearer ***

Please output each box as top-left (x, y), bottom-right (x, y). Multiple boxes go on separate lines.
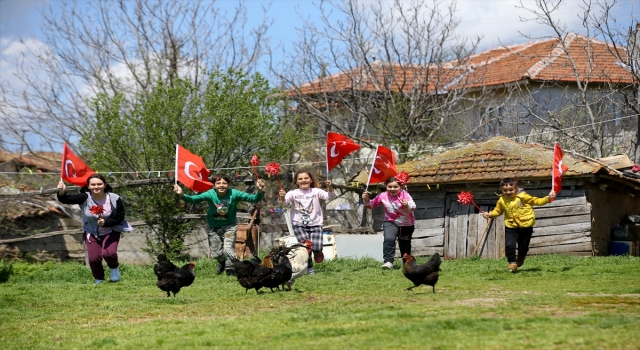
top-left (1, 254), bottom-right (639, 349)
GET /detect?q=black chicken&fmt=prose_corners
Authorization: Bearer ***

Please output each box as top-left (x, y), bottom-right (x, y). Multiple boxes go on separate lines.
top-left (231, 256), bottom-right (270, 294)
top-left (231, 248), bottom-right (293, 294)
top-left (154, 254), bottom-right (178, 277)
top-left (260, 254), bottom-right (293, 292)
top-left (402, 253), bottom-right (442, 293)
top-left (153, 254), bottom-right (196, 297)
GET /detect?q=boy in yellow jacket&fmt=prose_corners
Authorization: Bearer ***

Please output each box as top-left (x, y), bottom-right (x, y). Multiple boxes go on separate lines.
top-left (482, 178), bottom-right (556, 273)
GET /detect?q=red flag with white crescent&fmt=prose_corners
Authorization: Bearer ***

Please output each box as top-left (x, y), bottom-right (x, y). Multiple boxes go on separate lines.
top-left (367, 145), bottom-right (398, 185)
top-left (326, 132), bottom-right (361, 172)
top-left (551, 143), bottom-right (569, 202)
top-left (60, 143), bottom-right (96, 186)
top-left (175, 145), bottom-right (213, 192)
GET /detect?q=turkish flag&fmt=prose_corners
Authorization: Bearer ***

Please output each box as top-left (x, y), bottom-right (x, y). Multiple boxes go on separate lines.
top-left (175, 145), bottom-right (213, 192)
top-left (551, 143), bottom-right (569, 202)
top-left (326, 132), bottom-right (360, 172)
top-left (367, 145), bottom-right (398, 185)
top-left (60, 143), bottom-right (95, 186)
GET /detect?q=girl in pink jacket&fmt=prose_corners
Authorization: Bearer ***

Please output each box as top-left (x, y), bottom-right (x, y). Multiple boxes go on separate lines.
top-left (362, 176), bottom-right (416, 269)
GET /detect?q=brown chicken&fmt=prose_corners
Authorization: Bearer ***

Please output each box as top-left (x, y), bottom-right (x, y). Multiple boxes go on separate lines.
top-left (153, 254), bottom-right (196, 297)
top-left (402, 253), bottom-right (441, 293)
top-left (259, 254), bottom-right (293, 292)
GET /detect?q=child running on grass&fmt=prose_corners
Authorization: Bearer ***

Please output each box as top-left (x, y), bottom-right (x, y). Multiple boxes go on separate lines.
top-left (279, 169), bottom-right (335, 275)
top-left (174, 174), bottom-right (264, 276)
top-left (362, 176), bottom-right (416, 269)
top-left (482, 178), bottom-right (556, 273)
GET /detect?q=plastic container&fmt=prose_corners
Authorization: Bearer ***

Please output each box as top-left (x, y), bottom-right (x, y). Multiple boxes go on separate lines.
top-left (610, 241), bottom-right (634, 256)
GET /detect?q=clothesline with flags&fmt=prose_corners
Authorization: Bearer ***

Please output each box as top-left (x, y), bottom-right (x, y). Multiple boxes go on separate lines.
top-left (20, 137), bottom-right (583, 194)
top-left (9, 112), bottom-right (640, 178)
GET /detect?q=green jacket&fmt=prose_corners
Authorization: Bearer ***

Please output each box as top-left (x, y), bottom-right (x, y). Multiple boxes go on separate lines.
top-left (182, 189), bottom-right (263, 228)
top-left (488, 191), bottom-right (550, 228)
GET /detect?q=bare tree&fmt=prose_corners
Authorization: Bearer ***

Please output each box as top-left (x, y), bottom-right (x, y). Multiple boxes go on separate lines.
top-left (0, 0), bottom-right (271, 153)
top-left (593, 4), bottom-right (640, 163)
top-left (512, 0), bottom-right (638, 160)
top-left (271, 0), bottom-right (485, 162)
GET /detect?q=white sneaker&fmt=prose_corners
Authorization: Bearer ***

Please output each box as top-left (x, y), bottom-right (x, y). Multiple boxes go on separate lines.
top-left (94, 279), bottom-right (104, 285)
top-left (382, 261), bottom-right (393, 269)
top-left (110, 267), bottom-right (120, 282)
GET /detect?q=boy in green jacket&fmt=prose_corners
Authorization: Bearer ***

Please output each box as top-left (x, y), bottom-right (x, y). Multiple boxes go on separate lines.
top-left (174, 174), bottom-right (264, 276)
top-left (482, 178), bottom-right (556, 273)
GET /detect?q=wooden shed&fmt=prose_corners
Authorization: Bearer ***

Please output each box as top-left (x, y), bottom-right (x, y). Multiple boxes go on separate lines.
top-left (359, 137), bottom-right (640, 259)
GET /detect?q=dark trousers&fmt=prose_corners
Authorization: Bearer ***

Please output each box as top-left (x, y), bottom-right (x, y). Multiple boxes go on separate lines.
top-left (505, 226), bottom-right (533, 263)
top-left (85, 232), bottom-right (120, 280)
top-left (382, 222), bottom-right (414, 263)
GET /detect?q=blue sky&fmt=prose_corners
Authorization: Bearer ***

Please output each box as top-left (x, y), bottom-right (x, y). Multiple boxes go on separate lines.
top-left (2, 0), bottom-right (638, 75)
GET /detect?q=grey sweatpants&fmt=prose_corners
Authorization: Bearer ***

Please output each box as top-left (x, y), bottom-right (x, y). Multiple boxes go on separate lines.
top-left (207, 224), bottom-right (238, 270)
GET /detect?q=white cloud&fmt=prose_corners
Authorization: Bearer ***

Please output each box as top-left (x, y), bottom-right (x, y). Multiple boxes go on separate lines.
top-left (454, 0), bottom-right (638, 49)
top-left (0, 37), bottom-right (50, 91)
top-left (368, 0), bottom-right (637, 51)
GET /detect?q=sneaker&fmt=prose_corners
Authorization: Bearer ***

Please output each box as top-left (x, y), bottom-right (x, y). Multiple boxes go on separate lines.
top-left (314, 251), bottom-right (324, 263)
top-left (516, 255), bottom-right (526, 267)
top-left (94, 279), bottom-right (104, 285)
top-left (382, 261), bottom-right (393, 269)
top-left (216, 261), bottom-right (225, 274)
top-left (508, 263), bottom-right (518, 273)
top-left (307, 267), bottom-right (315, 275)
top-left (109, 267), bottom-right (120, 282)
top-left (225, 269), bottom-right (236, 277)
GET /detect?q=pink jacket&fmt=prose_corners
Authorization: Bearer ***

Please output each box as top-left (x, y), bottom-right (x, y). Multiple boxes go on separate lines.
top-left (366, 191), bottom-right (416, 226)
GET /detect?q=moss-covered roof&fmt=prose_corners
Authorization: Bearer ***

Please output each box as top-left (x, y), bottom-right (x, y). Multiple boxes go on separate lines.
top-left (354, 137), bottom-right (606, 186)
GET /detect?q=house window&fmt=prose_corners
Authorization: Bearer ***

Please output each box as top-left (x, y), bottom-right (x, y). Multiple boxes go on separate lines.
top-left (479, 106), bottom-right (503, 137)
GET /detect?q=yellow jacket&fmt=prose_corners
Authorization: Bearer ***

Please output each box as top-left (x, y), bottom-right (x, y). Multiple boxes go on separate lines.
top-left (488, 191), bottom-right (550, 228)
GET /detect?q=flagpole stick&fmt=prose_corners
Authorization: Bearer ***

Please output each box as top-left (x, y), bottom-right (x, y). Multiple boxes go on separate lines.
top-left (61, 143), bottom-right (65, 182)
top-left (174, 144), bottom-right (179, 185)
top-left (551, 142), bottom-right (558, 202)
top-left (326, 132), bottom-right (330, 180)
top-left (364, 146), bottom-right (378, 193)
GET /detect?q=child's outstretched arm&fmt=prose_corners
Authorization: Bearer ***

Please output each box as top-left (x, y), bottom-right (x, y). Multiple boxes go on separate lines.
top-left (278, 188), bottom-right (287, 203)
top-left (522, 191), bottom-right (555, 206)
top-left (173, 184), bottom-right (183, 197)
top-left (362, 191), bottom-right (378, 209)
top-left (325, 179), bottom-right (336, 200)
top-left (482, 202), bottom-right (504, 220)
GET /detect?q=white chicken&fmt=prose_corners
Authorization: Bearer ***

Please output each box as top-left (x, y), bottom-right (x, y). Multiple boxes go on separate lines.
top-left (283, 240), bottom-right (312, 291)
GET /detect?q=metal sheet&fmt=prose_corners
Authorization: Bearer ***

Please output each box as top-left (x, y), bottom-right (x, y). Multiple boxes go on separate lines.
top-left (335, 234), bottom-right (384, 261)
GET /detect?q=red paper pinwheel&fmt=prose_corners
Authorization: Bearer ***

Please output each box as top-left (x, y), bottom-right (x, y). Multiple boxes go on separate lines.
top-left (396, 171), bottom-right (410, 185)
top-left (250, 154), bottom-right (260, 167)
top-left (250, 154), bottom-right (260, 179)
top-left (265, 162), bottom-right (282, 190)
top-left (457, 191), bottom-right (485, 213)
top-left (90, 205), bottom-right (104, 217)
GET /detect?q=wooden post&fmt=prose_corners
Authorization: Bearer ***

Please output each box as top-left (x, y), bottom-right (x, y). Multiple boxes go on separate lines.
top-left (472, 218), bottom-right (493, 257)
